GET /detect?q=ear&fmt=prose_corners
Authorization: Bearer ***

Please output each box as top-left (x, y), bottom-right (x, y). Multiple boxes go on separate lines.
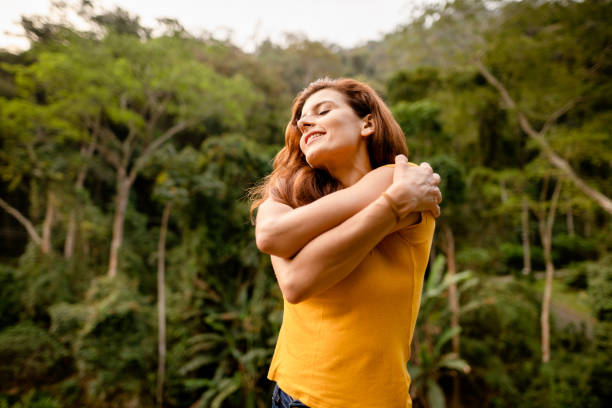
top-left (360, 114), bottom-right (375, 137)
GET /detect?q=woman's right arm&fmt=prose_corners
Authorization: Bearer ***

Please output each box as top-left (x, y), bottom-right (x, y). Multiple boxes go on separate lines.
top-left (255, 165), bottom-right (396, 258)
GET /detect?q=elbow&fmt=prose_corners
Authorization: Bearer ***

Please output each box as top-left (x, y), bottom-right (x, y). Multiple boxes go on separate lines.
top-left (255, 232), bottom-right (273, 254)
top-left (255, 224), bottom-right (278, 255)
top-left (255, 230), bottom-right (296, 258)
top-left (278, 275), bottom-right (309, 304)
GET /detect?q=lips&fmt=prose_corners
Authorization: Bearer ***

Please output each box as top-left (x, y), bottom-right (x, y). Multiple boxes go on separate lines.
top-left (304, 130), bottom-right (326, 145)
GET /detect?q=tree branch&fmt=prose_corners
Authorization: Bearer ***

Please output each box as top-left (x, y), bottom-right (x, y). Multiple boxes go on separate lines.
top-left (0, 196), bottom-right (42, 246)
top-left (121, 126), bottom-right (139, 170)
top-left (475, 59), bottom-right (612, 214)
top-left (96, 128), bottom-right (123, 169)
top-left (76, 134), bottom-right (98, 188)
top-left (146, 93), bottom-right (172, 140)
top-left (540, 98), bottom-right (579, 135)
top-left (129, 120), bottom-right (189, 184)
top-left (547, 179), bottom-right (562, 239)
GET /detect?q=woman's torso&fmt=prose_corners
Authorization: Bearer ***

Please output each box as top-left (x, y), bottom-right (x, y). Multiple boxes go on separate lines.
top-left (268, 213), bottom-right (435, 408)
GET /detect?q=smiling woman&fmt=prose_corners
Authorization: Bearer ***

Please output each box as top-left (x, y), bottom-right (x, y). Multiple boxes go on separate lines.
top-left (250, 77), bottom-right (442, 408)
top-left (297, 89), bottom-right (373, 185)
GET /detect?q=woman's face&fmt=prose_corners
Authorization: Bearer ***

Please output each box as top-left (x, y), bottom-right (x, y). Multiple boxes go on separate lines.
top-left (297, 88), bottom-right (371, 170)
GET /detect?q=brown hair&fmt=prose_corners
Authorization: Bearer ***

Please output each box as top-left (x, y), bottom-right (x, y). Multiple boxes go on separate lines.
top-left (250, 77), bottom-right (408, 217)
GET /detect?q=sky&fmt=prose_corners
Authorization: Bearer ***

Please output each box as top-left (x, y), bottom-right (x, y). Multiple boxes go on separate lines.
top-left (0, 0), bottom-right (438, 53)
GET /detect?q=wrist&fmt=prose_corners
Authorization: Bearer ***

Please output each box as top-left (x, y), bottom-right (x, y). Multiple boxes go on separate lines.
top-left (383, 185), bottom-right (416, 216)
top-left (381, 192), bottom-right (401, 224)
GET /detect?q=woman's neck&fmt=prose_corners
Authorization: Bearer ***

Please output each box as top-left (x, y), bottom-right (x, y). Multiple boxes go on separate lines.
top-left (326, 146), bottom-right (372, 187)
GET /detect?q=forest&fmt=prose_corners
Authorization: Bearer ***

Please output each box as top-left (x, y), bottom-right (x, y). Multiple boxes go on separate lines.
top-left (0, 0), bottom-right (610, 407)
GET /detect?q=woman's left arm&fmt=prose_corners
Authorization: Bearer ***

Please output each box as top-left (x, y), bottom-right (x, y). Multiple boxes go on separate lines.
top-left (271, 193), bottom-right (420, 304)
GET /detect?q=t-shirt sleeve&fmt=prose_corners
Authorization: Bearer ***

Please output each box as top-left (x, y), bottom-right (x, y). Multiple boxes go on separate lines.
top-left (396, 212), bottom-right (436, 244)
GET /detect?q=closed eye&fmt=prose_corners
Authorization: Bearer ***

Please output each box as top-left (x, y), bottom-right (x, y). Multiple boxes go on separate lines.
top-left (318, 109), bottom-right (330, 115)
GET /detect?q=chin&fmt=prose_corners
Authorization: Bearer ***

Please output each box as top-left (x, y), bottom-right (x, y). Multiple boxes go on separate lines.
top-left (304, 151), bottom-right (328, 170)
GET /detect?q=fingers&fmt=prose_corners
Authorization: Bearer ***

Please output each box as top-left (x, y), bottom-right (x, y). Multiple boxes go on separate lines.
top-left (436, 188), bottom-right (442, 204)
top-left (433, 172), bottom-right (441, 185)
top-left (395, 154), bottom-right (409, 166)
top-left (419, 162), bottom-right (433, 173)
top-left (432, 205), bottom-right (441, 218)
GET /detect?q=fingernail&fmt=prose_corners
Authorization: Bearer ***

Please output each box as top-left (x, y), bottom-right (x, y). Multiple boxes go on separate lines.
top-left (396, 154), bottom-right (407, 162)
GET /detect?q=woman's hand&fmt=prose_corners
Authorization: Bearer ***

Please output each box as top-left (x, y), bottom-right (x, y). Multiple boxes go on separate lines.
top-left (384, 155), bottom-right (442, 218)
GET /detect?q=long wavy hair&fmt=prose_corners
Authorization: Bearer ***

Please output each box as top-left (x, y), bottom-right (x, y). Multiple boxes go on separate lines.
top-left (250, 78), bottom-right (408, 217)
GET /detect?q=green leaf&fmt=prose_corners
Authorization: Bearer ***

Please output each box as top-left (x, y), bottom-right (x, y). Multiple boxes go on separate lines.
top-left (439, 355), bottom-right (471, 374)
top-left (210, 376), bottom-right (241, 408)
top-left (427, 379), bottom-right (446, 408)
top-left (434, 326), bottom-right (461, 357)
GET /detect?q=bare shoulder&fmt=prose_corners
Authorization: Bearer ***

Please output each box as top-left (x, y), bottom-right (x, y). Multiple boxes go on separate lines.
top-left (367, 164), bottom-right (394, 179)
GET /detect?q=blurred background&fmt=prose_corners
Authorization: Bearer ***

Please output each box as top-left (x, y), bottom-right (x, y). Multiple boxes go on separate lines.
top-left (0, 0), bottom-right (610, 407)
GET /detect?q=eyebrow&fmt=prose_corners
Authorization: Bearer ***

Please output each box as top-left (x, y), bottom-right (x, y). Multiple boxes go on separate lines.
top-left (299, 100), bottom-right (336, 120)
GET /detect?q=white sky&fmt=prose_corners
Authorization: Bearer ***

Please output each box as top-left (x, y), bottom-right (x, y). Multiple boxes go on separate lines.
top-left (1, 0), bottom-right (439, 53)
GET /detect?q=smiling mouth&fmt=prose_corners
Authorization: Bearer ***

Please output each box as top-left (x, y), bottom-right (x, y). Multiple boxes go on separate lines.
top-left (305, 131), bottom-right (325, 145)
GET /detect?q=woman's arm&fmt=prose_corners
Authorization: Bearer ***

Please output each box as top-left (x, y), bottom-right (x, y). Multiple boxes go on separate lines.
top-left (271, 156), bottom-right (441, 304)
top-left (255, 166), bottom-right (395, 258)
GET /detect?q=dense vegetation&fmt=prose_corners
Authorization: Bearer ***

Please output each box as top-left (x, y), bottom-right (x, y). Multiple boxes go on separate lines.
top-left (0, 1), bottom-right (610, 407)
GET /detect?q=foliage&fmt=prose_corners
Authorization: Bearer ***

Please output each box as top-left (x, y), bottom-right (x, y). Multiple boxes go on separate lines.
top-left (585, 255), bottom-right (612, 321)
top-left (0, 264), bottom-right (21, 329)
top-left (49, 274), bottom-right (156, 406)
top-left (408, 255), bottom-right (475, 407)
top-left (0, 322), bottom-right (69, 392)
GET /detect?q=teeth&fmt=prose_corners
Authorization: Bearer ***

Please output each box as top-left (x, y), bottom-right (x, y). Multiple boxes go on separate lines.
top-left (308, 133), bottom-right (323, 144)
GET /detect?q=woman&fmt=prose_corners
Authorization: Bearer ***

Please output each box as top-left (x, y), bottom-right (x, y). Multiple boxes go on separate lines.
top-left (251, 78), bottom-right (442, 408)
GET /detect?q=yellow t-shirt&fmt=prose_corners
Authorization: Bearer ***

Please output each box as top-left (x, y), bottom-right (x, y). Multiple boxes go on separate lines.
top-left (267, 207), bottom-right (435, 408)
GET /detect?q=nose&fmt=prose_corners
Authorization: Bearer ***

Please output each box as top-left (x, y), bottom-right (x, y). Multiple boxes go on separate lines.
top-left (297, 115), bottom-right (314, 134)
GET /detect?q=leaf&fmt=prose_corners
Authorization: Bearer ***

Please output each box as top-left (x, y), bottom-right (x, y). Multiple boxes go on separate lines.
top-left (210, 376), bottom-right (241, 408)
top-left (179, 355), bottom-right (220, 375)
top-left (439, 355), bottom-right (471, 374)
top-left (426, 255), bottom-right (446, 293)
top-left (426, 379), bottom-right (446, 408)
top-left (443, 270), bottom-right (473, 286)
top-left (434, 326), bottom-right (461, 357)
top-left (407, 364), bottom-right (423, 381)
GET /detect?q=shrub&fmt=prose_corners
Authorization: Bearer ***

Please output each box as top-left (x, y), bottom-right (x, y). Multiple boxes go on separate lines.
top-left (0, 264), bottom-right (21, 329)
top-left (0, 323), bottom-right (70, 392)
top-left (585, 255), bottom-right (612, 321)
top-left (552, 234), bottom-right (598, 267)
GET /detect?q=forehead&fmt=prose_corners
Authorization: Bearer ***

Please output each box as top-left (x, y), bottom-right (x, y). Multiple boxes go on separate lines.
top-left (301, 88), bottom-right (347, 113)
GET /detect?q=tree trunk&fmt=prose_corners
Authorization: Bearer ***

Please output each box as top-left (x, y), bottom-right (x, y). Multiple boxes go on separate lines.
top-left (157, 201), bottom-right (172, 408)
top-left (538, 180), bottom-right (561, 363)
top-left (101, 122), bottom-right (187, 278)
top-left (65, 215), bottom-right (77, 258)
top-left (41, 191), bottom-right (56, 254)
top-left (500, 178), bottom-right (508, 203)
top-left (65, 142), bottom-right (95, 259)
top-left (108, 173), bottom-right (131, 278)
top-left (521, 195), bottom-right (531, 275)
top-left (0, 197), bottom-right (42, 247)
top-left (475, 60), bottom-right (612, 214)
top-left (442, 223), bottom-right (460, 408)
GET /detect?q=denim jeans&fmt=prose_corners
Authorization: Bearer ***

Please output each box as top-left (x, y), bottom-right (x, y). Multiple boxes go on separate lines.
top-left (271, 383), bottom-right (309, 408)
